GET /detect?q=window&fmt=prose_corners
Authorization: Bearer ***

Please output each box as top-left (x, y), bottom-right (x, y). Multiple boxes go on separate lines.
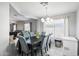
top-left (13, 24), bottom-right (16, 31)
top-left (44, 18), bottom-right (66, 37)
top-left (54, 19), bottom-right (64, 37)
top-left (24, 23), bottom-right (30, 31)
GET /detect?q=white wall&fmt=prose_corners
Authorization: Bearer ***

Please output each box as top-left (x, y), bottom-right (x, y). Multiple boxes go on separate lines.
top-left (0, 3), bottom-right (9, 55)
top-left (76, 8), bottom-right (79, 39)
top-left (37, 19), bottom-right (43, 33)
top-left (31, 20), bottom-right (37, 32)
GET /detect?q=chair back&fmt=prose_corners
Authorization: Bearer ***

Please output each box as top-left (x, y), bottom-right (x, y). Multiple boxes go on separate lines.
top-left (41, 34), bottom-right (52, 52)
top-left (19, 36), bottom-right (29, 53)
top-left (40, 32), bottom-right (46, 44)
top-left (42, 35), bottom-right (48, 49)
top-left (30, 32), bottom-right (35, 37)
top-left (41, 32), bottom-right (46, 36)
top-left (40, 35), bottom-right (45, 46)
top-left (46, 34), bottom-right (52, 50)
top-left (23, 31), bottom-right (30, 40)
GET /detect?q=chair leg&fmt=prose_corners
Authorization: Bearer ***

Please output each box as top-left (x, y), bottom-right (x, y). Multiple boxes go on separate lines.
top-left (47, 47), bottom-right (48, 51)
top-left (34, 50), bottom-right (37, 56)
top-left (45, 47), bottom-right (47, 53)
top-left (27, 53), bottom-right (29, 56)
top-left (49, 41), bottom-right (51, 48)
top-left (21, 51), bottom-right (23, 56)
top-left (41, 49), bottom-right (43, 56)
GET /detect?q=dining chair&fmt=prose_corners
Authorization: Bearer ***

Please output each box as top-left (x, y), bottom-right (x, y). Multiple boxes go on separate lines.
top-left (19, 36), bottom-right (31, 56)
top-left (41, 32), bottom-right (46, 35)
top-left (41, 35), bottom-right (48, 55)
top-left (22, 31), bottom-right (30, 40)
top-left (41, 33), bottom-right (52, 55)
top-left (30, 32), bottom-right (35, 37)
top-left (46, 34), bottom-right (52, 51)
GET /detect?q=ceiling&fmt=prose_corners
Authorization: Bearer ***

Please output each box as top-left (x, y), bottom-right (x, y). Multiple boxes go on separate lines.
top-left (10, 2), bottom-right (79, 21)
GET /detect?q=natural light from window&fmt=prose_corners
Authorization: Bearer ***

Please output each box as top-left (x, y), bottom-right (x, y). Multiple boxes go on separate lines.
top-left (44, 19), bottom-right (65, 37)
top-left (24, 23), bottom-right (30, 31)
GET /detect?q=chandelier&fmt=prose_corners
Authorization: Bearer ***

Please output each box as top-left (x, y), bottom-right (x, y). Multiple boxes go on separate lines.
top-left (40, 2), bottom-right (53, 24)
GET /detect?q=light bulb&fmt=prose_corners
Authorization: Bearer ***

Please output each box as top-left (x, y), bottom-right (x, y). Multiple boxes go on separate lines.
top-left (46, 17), bottom-right (50, 21)
top-left (50, 19), bottom-right (53, 22)
top-left (41, 18), bottom-right (45, 22)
